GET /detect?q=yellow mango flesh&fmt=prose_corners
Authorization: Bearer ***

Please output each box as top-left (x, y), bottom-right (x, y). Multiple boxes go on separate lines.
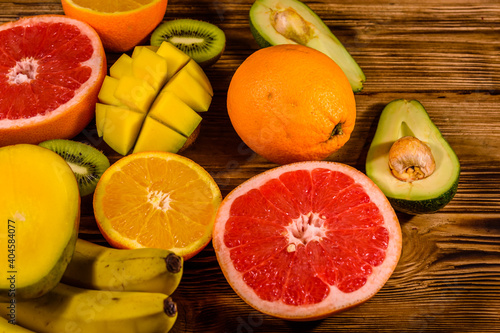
top-left (149, 91), bottom-right (202, 137)
top-left (110, 53), bottom-right (133, 79)
top-left (101, 105), bottom-right (146, 155)
top-left (97, 76), bottom-right (121, 106)
top-left (183, 59), bottom-right (214, 96)
top-left (0, 144), bottom-right (80, 301)
top-left (162, 68), bottom-right (212, 112)
top-left (131, 48), bottom-right (169, 91)
top-left (95, 103), bottom-right (107, 137)
top-left (97, 41), bottom-right (213, 155)
top-left (114, 75), bottom-right (157, 113)
top-left (133, 117), bottom-right (187, 154)
top-left (131, 45), bottom-right (159, 59)
top-left (156, 41), bottom-right (191, 80)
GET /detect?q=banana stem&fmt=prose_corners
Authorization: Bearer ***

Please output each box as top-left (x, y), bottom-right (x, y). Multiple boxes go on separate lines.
top-left (165, 253), bottom-right (182, 273)
top-left (164, 297), bottom-right (178, 317)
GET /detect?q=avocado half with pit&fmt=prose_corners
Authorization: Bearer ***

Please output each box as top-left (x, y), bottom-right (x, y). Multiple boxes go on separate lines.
top-left (249, 0), bottom-right (366, 92)
top-left (365, 99), bottom-right (460, 214)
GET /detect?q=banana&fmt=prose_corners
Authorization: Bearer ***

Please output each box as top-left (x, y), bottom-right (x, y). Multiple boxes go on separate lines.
top-left (62, 239), bottom-right (183, 295)
top-left (0, 316), bottom-right (35, 333)
top-left (0, 283), bottom-right (178, 333)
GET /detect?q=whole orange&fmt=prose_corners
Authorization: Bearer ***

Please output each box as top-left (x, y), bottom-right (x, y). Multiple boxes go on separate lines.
top-left (227, 44), bottom-right (356, 165)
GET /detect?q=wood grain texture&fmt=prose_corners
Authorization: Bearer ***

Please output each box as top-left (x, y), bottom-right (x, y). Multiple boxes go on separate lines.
top-left (2, 0), bottom-right (500, 332)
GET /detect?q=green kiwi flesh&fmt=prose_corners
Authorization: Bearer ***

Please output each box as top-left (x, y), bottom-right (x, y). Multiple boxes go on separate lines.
top-left (151, 19), bottom-right (226, 68)
top-left (39, 139), bottom-right (110, 197)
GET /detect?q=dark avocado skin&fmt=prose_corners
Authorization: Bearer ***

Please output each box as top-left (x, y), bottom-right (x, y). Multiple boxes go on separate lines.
top-left (388, 176), bottom-right (459, 215)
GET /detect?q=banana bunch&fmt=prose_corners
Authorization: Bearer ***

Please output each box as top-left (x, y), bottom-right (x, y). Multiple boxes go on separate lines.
top-left (0, 316), bottom-right (34, 333)
top-left (63, 238), bottom-right (183, 295)
top-left (0, 239), bottom-right (183, 333)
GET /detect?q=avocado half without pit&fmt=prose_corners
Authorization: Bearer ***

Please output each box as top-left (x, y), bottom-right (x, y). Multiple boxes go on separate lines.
top-left (365, 99), bottom-right (460, 215)
top-left (249, 0), bottom-right (366, 92)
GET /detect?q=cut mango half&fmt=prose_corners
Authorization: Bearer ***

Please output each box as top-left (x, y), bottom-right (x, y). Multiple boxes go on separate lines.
top-left (96, 41), bottom-right (213, 155)
top-left (0, 144), bottom-right (80, 301)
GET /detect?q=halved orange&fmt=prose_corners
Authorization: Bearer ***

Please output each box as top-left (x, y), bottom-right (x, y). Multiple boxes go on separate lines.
top-left (93, 151), bottom-right (221, 260)
top-left (61, 0), bottom-right (169, 52)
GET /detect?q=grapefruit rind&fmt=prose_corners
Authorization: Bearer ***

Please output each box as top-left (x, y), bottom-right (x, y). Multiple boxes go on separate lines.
top-left (213, 161), bottom-right (402, 320)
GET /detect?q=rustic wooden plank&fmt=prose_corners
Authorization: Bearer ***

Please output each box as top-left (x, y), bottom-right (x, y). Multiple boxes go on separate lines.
top-left (169, 213), bottom-right (500, 332)
top-left (2, 0), bottom-right (500, 332)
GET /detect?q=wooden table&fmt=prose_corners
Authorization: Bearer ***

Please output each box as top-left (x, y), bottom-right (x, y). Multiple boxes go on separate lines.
top-left (2, 0), bottom-right (500, 331)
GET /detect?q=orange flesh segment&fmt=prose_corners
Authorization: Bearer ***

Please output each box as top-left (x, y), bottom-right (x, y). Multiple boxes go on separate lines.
top-left (100, 156), bottom-right (218, 249)
top-left (69, 0), bottom-right (155, 12)
top-left (0, 22), bottom-right (92, 119)
top-left (224, 168), bottom-right (389, 306)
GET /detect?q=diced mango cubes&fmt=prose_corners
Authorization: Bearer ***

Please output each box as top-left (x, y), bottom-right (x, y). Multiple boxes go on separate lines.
top-left (114, 75), bottom-right (157, 113)
top-left (183, 59), bottom-right (214, 96)
top-left (156, 41), bottom-right (191, 80)
top-left (133, 117), bottom-right (188, 154)
top-left (131, 47), bottom-right (168, 91)
top-left (95, 41), bottom-right (214, 155)
top-left (131, 45), bottom-right (160, 59)
top-left (162, 68), bottom-right (212, 112)
top-left (148, 91), bottom-right (202, 137)
top-left (110, 54), bottom-right (133, 79)
top-left (96, 104), bottom-right (146, 156)
top-left (98, 76), bottom-right (121, 106)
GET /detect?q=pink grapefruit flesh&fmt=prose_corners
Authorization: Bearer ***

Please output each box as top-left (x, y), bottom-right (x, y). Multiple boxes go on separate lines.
top-left (213, 161), bottom-right (402, 320)
top-left (0, 15), bottom-right (106, 146)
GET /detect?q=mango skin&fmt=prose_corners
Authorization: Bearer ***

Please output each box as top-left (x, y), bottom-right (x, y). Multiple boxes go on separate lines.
top-left (1, 226), bottom-right (80, 302)
top-left (0, 144), bottom-right (80, 301)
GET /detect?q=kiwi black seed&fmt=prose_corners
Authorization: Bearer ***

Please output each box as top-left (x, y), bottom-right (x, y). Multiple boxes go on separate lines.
top-left (151, 18), bottom-right (226, 68)
top-left (38, 139), bottom-right (110, 197)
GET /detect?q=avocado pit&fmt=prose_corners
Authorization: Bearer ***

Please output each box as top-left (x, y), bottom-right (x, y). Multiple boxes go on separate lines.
top-left (388, 136), bottom-right (435, 183)
top-left (270, 7), bottom-right (315, 45)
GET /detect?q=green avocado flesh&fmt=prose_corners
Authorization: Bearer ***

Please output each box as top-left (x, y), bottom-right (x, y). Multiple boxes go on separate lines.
top-left (365, 99), bottom-right (460, 214)
top-left (249, 0), bottom-right (366, 92)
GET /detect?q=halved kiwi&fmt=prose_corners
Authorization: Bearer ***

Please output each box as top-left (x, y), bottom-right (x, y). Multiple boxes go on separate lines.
top-left (151, 18), bottom-right (226, 68)
top-left (39, 139), bottom-right (110, 197)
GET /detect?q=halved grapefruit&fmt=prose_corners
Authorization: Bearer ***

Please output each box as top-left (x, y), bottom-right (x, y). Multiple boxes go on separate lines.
top-left (0, 15), bottom-right (106, 147)
top-left (213, 161), bottom-right (402, 321)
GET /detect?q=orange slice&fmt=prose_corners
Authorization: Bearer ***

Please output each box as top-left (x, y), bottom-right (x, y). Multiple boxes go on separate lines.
top-left (93, 151), bottom-right (221, 260)
top-left (61, 0), bottom-right (169, 52)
